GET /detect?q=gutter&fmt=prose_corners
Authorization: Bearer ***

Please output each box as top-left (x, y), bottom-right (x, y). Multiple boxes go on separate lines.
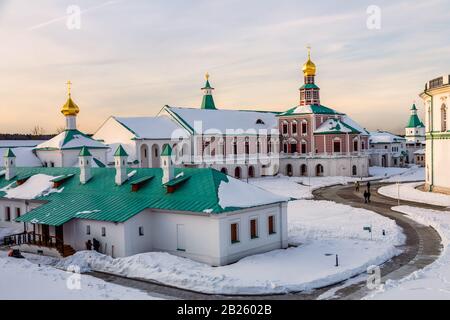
top-left (423, 90), bottom-right (434, 191)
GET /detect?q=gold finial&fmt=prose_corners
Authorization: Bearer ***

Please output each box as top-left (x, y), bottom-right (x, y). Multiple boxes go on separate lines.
top-left (66, 80), bottom-right (72, 97)
top-left (302, 45), bottom-right (316, 76)
top-left (205, 72), bottom-right (210, 80)
top-left (306, 45), bottom-right (311, 59)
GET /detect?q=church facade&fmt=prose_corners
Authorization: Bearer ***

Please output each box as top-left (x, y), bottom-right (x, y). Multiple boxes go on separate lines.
top-left (420, 74), bottom-right (450, 193)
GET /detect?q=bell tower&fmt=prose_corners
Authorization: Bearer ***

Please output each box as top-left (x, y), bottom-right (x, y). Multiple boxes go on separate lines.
top-left (299, 47), bottom-right (320, 106)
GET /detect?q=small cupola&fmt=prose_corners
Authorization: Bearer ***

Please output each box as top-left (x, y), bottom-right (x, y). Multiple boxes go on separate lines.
top-left (79, 146), bottom-right (92, 184)
top-left (3, 148), bottom-right (16, 181)
top-left (114, 145), bottom-right (129, 186)
top-left (161, 145), bottom-right (174, 184)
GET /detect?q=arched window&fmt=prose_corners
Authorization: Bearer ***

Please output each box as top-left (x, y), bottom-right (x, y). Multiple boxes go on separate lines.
top-left (316, 164), bottom-right (324, 177)
top-left (353, 139), bottom-right (358, 152)
top-left (234, 167), bottom-right (242, 179)
top-left (291, 121), bottom-right (298, 135)
top-left (333, 138), bottom-right (341, 153)
top-left (233, 138), bottom-right (238, 155)
top-left (286, 164), bottom-right (293, 177)
top-left (283, 142), bottom-right (288, 154)
top-left (301, 121), bottom-right (308, 135)
top-left (248, 166), bottom-right (255, 178)
top-left (245, 137), bottom-right (250, 155)
top-left (300, 164), bottom-right (308, 176)
top-left (282, 121), bottom-right (289, 135)
top-left (221, 168), bottom-right (228, 175)
top-left (441, 104), bottom-right (447, 132)
top-left (267, 137), bottom-right (272, 154)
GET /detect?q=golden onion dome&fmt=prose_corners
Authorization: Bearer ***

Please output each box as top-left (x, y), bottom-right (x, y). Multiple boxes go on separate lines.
top-left (302, 47), bottom-right (316, 76)
top-left (61, 96), bottom-right (80, 116)
top-left (61, 81), bottom-right (80, 116)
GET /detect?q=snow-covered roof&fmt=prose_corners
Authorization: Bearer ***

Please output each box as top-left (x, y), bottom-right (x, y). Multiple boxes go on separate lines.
top-left (165, 106), bottom-right (279, 134)
top-left (369, 131), bottom-right (406, 144)
top-left (35, 130), bottom-right (107, 151)
top-left (314, 118), bottom-right (361, 134)
top-left (114, 116), bottom-right (181, 140)
top-left (0, 140), bottom-right (47, 148)
top-left (218, 176), bottom-right (290, 209)
top-left (341, 115), bottom-right (370, 135)
top-left (0, 147), bottom-right (42, 167)
top-left (280, 104), bottom-right (343, 116)
top-left (414, 149), bottom-right (425, 155)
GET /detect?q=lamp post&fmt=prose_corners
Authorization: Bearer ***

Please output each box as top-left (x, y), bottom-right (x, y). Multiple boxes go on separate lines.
top-left (397, 180), bottom-right (401, 206)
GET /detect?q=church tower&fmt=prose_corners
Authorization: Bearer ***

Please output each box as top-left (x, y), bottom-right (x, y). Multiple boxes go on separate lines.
top-left (201, 73), bottom-right (216, 110)
top-left (299, 47), bottom-right (320, 106)
top-left (61, 81), bottom-right (80, 130)
top-left (405, 103), bottom-right (425, 143)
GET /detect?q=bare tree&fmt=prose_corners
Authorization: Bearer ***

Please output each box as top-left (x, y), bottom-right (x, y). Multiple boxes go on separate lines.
top-left (55, 126), bottom-right (65, 134)
top-left (31, 125), bottom-right (45, 136)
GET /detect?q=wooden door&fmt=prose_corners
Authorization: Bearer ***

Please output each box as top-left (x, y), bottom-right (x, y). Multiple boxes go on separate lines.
top-left (42, 225), bottom-right (50, 245)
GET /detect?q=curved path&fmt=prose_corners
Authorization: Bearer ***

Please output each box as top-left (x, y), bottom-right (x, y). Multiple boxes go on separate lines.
top-left (88, 182), bottom-right (443, 300)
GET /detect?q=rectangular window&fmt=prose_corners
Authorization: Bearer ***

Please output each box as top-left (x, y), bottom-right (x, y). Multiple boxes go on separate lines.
top-left (231, 223), bottom-right (239, 244)
top-left (302, 122), bottom-right (307, 135)
top-left (15, 207), bottom-right (21, 218)
top-left (282, 124), bottom-right (288, 135)
top-left (5, 207), bottom-right (11, 221)
top-left (139, 226), bottom-right (144, 236)
top-left (86, 225), bottom-right (91, 235)
top-left (250, 219), bottom-right (258, 239)
top-left (292, 123), bottom-right (297, 135)
top-left (268, 216), bottom-right (276, 235)
top-left (101, 227), bottom-right (106, 237)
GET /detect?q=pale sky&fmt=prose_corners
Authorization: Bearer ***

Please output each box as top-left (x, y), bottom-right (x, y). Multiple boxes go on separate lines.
top-left (1, 0), bottom-right (449, 135)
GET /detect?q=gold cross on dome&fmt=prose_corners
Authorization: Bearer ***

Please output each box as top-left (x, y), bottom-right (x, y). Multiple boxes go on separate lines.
top-left (66, 80), bottom-right (72, 96)
top-left (306, 45), bottom-right (312, 58)
top-left (205, 72), bottom-right (210, 80)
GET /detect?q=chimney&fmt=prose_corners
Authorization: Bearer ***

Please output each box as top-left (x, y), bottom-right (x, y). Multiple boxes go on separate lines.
top-left (161, 145), bottom-right (174, 184)
top-left (3, 148), bottom-right (16, 181)
top-left (114, 145), bottom-right (128, 185)
top-left (79, 147), bottom-right (92, 184)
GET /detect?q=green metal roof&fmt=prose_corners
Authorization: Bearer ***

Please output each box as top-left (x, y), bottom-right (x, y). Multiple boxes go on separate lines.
top-left (202, 80), bottom-right (213, 90)
top-left (201, 94), bottom-right (216, 110)
top-left (0, 166), bottom-right (285, 227)
top-left (300, 83), bottom-right (320, 90)
top-left (114, 145), bottom-right (128, 157)
top-left (161, 145), bottom-right (172, 156)
top-left (79, 147), bottom-right (92, 157)
top-left (3, 148), bottom-right (15, 158)
top-left (279, 104), bottom-right (342, 116)
top-left (164, 174), bottom-right (190, 187)
top-left (93, 158), bottom-right (106, 168)
top-left (406, 114), bottom-right (425, 128)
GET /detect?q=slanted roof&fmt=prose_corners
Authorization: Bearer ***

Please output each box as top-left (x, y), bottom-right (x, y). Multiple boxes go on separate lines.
top-left (165, 106), bottom-right (279, 134)
top-left (161, 145), bottom-right (172, 156)
top-left (35, 129), bottom-right (107, 151)
top-left (341, 115), bottom-right (370, 136)
top-left (3, 148), bottom-right (15, 157)
top-left (406, 114), bottom-right (425, 128)
top-left (114, 145), bottom-right (128, 157)
top-left (113, 116), bottom-right (181, 140)
top-left (314, 118), bottom-right (361, 135)
top-left (280, 104), bottom-right (343, 116)
top-left (0, 147), bottom-right (42, 167)
top-left (79, 147), bottom-right (92, 157)
top-left (0, 167), bottom-right (288, 226)
top-left (369, 131), bottom-right (406, 144)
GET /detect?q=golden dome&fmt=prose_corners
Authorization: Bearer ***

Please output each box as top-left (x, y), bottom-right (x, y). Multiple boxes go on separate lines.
top-left (61, 81), bottom-right (80, 116)
top-left (61, 96), bottom-right (80, 116)
top-left (302, 47), bottom-right (316, 76)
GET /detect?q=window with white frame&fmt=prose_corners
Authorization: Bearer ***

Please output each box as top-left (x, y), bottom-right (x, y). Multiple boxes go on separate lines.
top-left (86, 225), bottom-right (91, 235)
top-left (268, 215), bottom-right (276, 235)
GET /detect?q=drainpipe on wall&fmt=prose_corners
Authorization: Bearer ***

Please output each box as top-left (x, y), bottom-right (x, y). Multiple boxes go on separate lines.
top-left (424, 90), bottom-right (434, 191)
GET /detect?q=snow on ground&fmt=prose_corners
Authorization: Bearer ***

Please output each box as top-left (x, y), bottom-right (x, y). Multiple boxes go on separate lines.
top-left (0, 174), bottom-right (61, 199)
top-left (55, 199), bottom-right (404, 295)
top-left (378, 182), bottom-right (450, 207)
top-left (0, 226), bottom-right (23, 239)
top-left (378, 166), bottom-right (425, 183)
top-left (366, 205), bottom-right (450, 300)
top-left (0, 251), bottom-right (160, 300)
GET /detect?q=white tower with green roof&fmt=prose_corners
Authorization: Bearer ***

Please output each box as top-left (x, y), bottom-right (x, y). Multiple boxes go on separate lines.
top-left (201, 73), bottom-right (216, 110)
top-left (3, 148), bottom-right (16, 181)
top-left (405, 104), bottom-right (425, 143)
top-left (114, 145), bottom-right (128, 185)
top-left (79, 146), bottom-right (92, 184)
top-left (161, 145), bottom-right (174, 184)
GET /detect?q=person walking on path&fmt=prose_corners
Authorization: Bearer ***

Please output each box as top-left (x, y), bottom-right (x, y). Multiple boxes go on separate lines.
top-left (355, 181), bottom-right (360, 192)
top-left (367, 191), bottom-right (372, 203)
top-left (364, 190), bottom-right (369, 203)
top-left (367, 181), bottom-right (371, 192)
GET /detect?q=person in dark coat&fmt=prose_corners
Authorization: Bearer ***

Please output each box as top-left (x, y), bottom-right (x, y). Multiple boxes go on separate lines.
top-left (367, 191), bottom-right (372, 203)
top-left (367, 181), bottom-right (371, 192)
top-left (355, 181), bottom-right (360, 192)
top-left (86, 239), bottom-right (92, 251)
top-left (364, 190), bottom-right (369, 204)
